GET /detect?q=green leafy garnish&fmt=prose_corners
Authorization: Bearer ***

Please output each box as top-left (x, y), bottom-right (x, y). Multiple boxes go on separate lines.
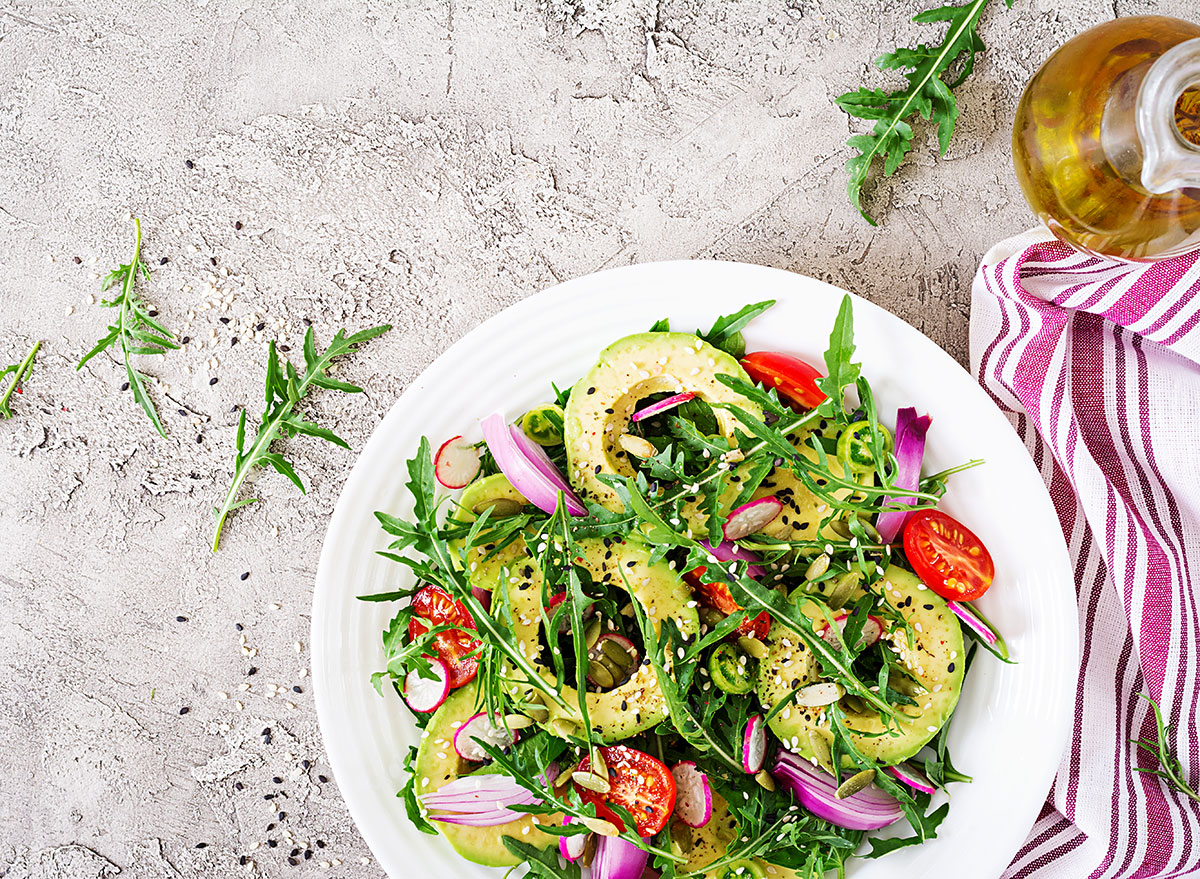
top-left (0, 340), bottom-right (41, 419)
top-left (836, 0), bottom-right (1011, 224)
top-left (77, 218), bottom-right (178, 436)
top-left (698, 300), bottom-right (776, 359)
top-left (211, 324), bottom-right (391, 550)
top-left (1134, 692), bottom-right (1200, 802)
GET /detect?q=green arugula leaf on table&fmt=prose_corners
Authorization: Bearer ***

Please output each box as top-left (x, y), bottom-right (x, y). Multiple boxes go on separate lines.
top-left (836, 0), bottom-right (1012, 223)
top-left (77, 219), bottom-right (179, 436)
top-left (1133, 692), bottom-right (1200, 803)
top-left (211, 323), bottom-right (390, 550)
top-left (0, 340), bottom-right (41, 419)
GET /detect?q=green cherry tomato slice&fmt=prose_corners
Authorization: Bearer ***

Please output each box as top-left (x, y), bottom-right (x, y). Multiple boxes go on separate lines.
top-left (520, 403), bottom-right (565, 446)
top-left (709, 642), bottom-right (755, 694)
top-left (836, 420), bottom-right (893, 475)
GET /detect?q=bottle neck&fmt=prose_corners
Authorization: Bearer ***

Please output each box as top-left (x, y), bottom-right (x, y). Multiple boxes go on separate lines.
top-left (1137, 37), bottom-right (1200, 194)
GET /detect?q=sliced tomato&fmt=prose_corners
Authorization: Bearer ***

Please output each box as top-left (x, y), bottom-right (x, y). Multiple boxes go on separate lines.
top-left (903, 509), bottom-right (995, 602)
top-left (740, 351), bottom-right (827, 411)
top-left (408, 585), bottom-right (481, 688)
top-left (683, 566), bottom-right (770, 640)
top-left (575, 745), bottom-right (677, 836)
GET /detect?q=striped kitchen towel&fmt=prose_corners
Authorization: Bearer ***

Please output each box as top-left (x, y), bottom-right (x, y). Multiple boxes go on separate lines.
top-left (971, 228), bottom-right (1200, 879)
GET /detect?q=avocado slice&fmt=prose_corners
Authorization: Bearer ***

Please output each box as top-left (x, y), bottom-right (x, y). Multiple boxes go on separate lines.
top-left (671, 791), bottom-right (799, 879)
top-left (756, 565), bottom-right (964, 766)
top-left (563, 332), bottom-right (762, 512)
top-left (463, 521), bottom-right (698, 742)
top-left (414, 682), bottom-right (562, 866)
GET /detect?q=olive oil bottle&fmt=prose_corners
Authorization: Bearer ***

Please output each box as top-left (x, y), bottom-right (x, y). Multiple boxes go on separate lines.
top-left (1013, 16), bottom-right (1200, 261)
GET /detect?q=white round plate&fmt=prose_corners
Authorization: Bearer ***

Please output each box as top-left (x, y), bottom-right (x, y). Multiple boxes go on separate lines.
top-left (312, 260), bottom-right (1078, 879)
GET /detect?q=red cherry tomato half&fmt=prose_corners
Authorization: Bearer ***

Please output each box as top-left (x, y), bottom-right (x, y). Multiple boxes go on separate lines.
top-left (903, 509), bottom-right (995, 602)
top-left (575, 745), bottom-right (677, 836)
top-left (740, 352), bottom-right (827, 411)
top-left (683, 566), bottom-right (771, 640)
top-left (408, 585), bottom-right (481, 689)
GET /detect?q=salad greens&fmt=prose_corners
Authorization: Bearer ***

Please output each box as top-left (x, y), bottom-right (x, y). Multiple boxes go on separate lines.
top-left (0, 340), bottom-right (41, 419)
top-left (363, 297), bottom-right (1003, 876)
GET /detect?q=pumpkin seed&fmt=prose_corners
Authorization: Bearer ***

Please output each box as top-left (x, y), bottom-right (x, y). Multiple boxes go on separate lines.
top-left (588, 662), bottom-right (616, 690)
top-left (857, 517), bottom-right (881, 542)
top-left (618, 434), bottom-right (657, 459)
top-left (600, 638), bottom-right (636, 668)
top-left (737, 635), bottom-right (768, 660)
top-left (829, 517), bottom-right (854, 539)
top-left (835, 769), bottom-right (876, 799)
top-left (526, 704), bottom-right (550, 722)
top-left (805, 554), bottom-right (831, 581)
top-left (825, 571), bottom-right (861, 610)
top-left (553, 764), bottom-right (576, 788)
top-left (593, 749), bottom-right (609, 780)
top-left (580, 816), bottom-right (620, 836)
top-left (754, 769), bottom-right (776, 792)
top-left (550, 718), bottom-right (579, 739)
top-left (584, 618), bottom-right (602, 650)
top-left (572, 771), bottom-right (612, 794)
top-left (502, 714), bottom-right (535, 730)
top-left (471, 497), bottom-right (524, 517)
top-left (795, 682), bottom-right (845, 707)
top-left (840, 694), bottom-right (866, 715)
top-left (807, 730), bottom-right (837, 776)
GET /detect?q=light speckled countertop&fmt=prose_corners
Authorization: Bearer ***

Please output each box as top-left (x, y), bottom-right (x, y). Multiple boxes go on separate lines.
top-left (1, 1), bottom-right (1189, 876)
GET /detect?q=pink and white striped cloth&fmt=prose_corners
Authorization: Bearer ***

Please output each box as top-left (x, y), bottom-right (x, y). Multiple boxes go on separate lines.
top-left (970, 228), bottom-right (1200, 879)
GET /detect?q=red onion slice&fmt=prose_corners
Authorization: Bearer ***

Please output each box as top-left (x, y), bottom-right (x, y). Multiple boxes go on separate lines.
top-left (772, 749), bottom-right (902, 830)
top-left (886, 762), bottom-right (936, 795)
top-left (948, 601), bottom-right (1009, 658)
top-left (422, 773), bottom-right (543, 827)
top-left (742, 714), bottom-right (766, 773)
top-left (671, 761), bottom-right (713, 828)
top-left (479, 414), bottom-right (585, 516)
top-left (631, 392), bottom-right (696, 423)
top-left (592, 834), bottom-right (650, 879)
top-left (723, 497), bottom-right (783, 541)
top-left (875, 407), bottom-right (932, 543)
top-left (700, 540), bottom-right (765, 580)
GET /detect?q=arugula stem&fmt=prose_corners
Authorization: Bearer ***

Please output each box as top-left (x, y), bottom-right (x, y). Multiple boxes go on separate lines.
top-left (0, 340), bottom-right (41, 418)
top-left (212, 407), bottom-right (290, 551)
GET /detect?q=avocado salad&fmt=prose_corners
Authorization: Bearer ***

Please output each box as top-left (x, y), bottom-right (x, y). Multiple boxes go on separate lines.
top-left (361, 297), bottom-right (1010, 879)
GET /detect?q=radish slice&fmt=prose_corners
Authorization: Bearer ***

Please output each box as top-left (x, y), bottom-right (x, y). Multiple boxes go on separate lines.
top-left (592, 833), bottom-right (650, 879)
top-left (875, 407), bottom-right (932, 542)
top-left (700, 540), bottom-right (765, 580)
top-left (723, 497), bottom-right (783, 541)
top-left (559, 815), bottom-right (589, 862)
top-left (479, 414), bottom-right (586, 516)
top-left (819, 612), bottom-right (884, 651)
top-left (453, 711), bottom-right (519, 761)
top-left (631, 392), bottom-right (696, 423)
top-left (434, 436), bottom-right (481, 489)
top-left (772, 749), bottom-right (902, 830)
top-left (742, 714), bottom-right (766, 773)
top-left (948, 601), bottom-right (1009, 659)
top-left (887, 762), bottom-right (936, 795)
top-left (403, 658), bottom-right (450, 713)
top-left (671, 761), bottom-right (713, 828)
top-left (471, 585), bottom-right (492, 613)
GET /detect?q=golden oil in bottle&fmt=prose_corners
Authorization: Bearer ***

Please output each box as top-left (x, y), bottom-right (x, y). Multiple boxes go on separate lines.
top-left (1013, 16), bottom-right (1200, 261)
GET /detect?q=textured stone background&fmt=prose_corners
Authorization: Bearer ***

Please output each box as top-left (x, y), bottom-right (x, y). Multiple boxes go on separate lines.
top-left (0, 0), bottom-right (1192, 877)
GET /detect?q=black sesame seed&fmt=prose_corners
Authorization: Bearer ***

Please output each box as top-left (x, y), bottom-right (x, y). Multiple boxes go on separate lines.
top-left (248, 666), bottom-right (257, 675)
top-left (304, 850), bottom-right (312, 860)
top-left (266, 822), bottom-right (275, 831)
top-left (148, 309), bottom-right (158, 317)
top-left (176, 615), bottom-right (188, 622)
top-left (302, 759), bottom-right (311, 769)
top-left (264, 793), bottom-right (274, 801)
top-left (159, 256), bottom-right (170, 265)
top-left (594, 464), bottom-right (602, 474)
top-left (195, 842), bottom-right (207, 849)
top-left (241, 572), bottom-right (250, 581)
top-left (73, 255), bottom-right (82, 264)
top-left (290, 848), bottom-right (299, 857)
top-left (288, 857), bottom-right (298, 866)
top-left (292, 686), bottom-right (302, 693)
top-left (235, 782), bottom-right (244, 791)
top-left (177, 409), bottom-right (187, 416)
top-left (272, 776), bottom-right (282, 784)
top-left (280, 345), bottom-right (290, 353)
top-left (185, 159), bottom-right (195, 169)
top-left (181, 336), bottom-right (191, 344)
top-left (120, 381), bottom-right (130, 391)
top-left (209, 377), bottom-right (218, 385)
top-left (262, 727), bottom-right (271, 736)
top-left (256, 322), bottom-right (265, 331)
top-left (210, 256), bottom-right (218, 266)
top-left (267, 839), bottom-right (277, 848)
top-left (219, 317), bottom-right (230, 325)
top-left (277, 811), bottom-right (286, 820)
top-left (239, 856), bottom-right (247, 865)
top-left (586, 387), bottom-right (595, 395)
top-left (179, 706), bottom-right (190, 715)
top-left (231, 337), bottom-right (239, 346)
top-left (318, 775), bottom-right (328, 784)
top-left (235, 622), bottom-right (244, 631)
top-left (196, 435), bottom-right (203, 443)
top-left (316, 840), bottom-right (326, 849)
top-left (235, 221), bottom-right (243, 230)
top-left (948, 662), bottom-right (956, 672)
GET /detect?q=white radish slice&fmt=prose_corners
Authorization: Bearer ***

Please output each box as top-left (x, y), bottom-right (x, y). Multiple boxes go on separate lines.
top-left (887, 762), bottom-right (936, 795)
top-left (742, 714), bottom-right (766, 773)
top-left (723, 497), bottom-right (783, 541)
top-left (559, 815), bottom-right (589, 862)
top-left (434, 435), bottom-right (481, 489)
top-left (403, 658), bottom-right (450, 713)
top-left (453, 711), bottom-right (519, 761)
top-left (671, 761), bottom-right (713, 828)
top-left (794, 682), bottom-right (845, 707)
top-left (631, 391), bottom-right (696, 423)
top-left (819, 612), bottom-right (884, 651)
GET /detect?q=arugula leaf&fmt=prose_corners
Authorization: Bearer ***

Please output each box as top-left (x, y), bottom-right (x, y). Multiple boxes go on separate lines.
top-left (816, 295), bottom-right (861, 420)
top-left (0, 340), bottom-right (40, 419)
top-left (77, 219), bottom-right (179, 436)
top-left (836, 0), bottom-right (1011, 223)
top-left (211, 323), bottom-right (390, 549)
top-left (397, 745), bottom-right (439, 835)
top-left (1133, 692), bottom-right (1200, 803)
top-left (649, 317), bottom-right (671, 333)
top-left (698, 300), bottom-right (776, 358)
top-left (863, 803), bottom-right (950, 858)
top-left (502, 837), bottom-right (582, 879)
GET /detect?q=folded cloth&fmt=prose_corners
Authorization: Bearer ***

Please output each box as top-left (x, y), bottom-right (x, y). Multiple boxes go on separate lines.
top-left (971, 228), bottom-right (1200, 879)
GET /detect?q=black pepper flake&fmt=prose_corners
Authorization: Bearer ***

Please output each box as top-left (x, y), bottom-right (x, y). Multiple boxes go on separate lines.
top-left (179, 706), bottom-right (190, 715)
top-left (176, 615), bottom-right (188, 622)
top-left (209, 377), bottom-right (218, 385)
top-left (185, 159), bottom-right (195, 169)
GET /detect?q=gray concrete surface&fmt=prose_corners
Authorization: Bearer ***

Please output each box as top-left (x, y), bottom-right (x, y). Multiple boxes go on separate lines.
top-left (1, 0), bottom-right (1192, 876)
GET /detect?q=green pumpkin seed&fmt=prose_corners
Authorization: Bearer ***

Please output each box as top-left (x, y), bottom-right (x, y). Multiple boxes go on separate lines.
top-left (835, 769), bottom-right (876, 799)
top-left (502, 714), bottom-right (535, 730)
top-left (857, 517), bottom-right (881, 542)
top-left (737, 635), bottom-right (767, 660)
top-left (754, 769), bottom-right (776, 791)
top-left (471, 497), bottom-right (525, 517)
top-left (825, 571), bottom-right (861, 610)
top-left (805, 554), bottom-right (831, 581)
top-left (550, 718), bottom-right (579, 739)
top-left (572, 771), bottom-right (612, 794)
top-left (795, 682), bottom-right (845, 707)
top-left (600, 638), bottom-right (636, 668)
top-left (584, 618), bottom-right (602, 650)
top-left (588, 662), bottom-right (616, 690)
top-left (829, 518), bottom-right (854, 539)
top-left (617, 433), bottom-right (657, 459)
top-left (580, 816), bottom-right (619, 836)
top-left (807, 730), bottom-right (836, 776)
top-left (840, 694), bottom-right (866, 715)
